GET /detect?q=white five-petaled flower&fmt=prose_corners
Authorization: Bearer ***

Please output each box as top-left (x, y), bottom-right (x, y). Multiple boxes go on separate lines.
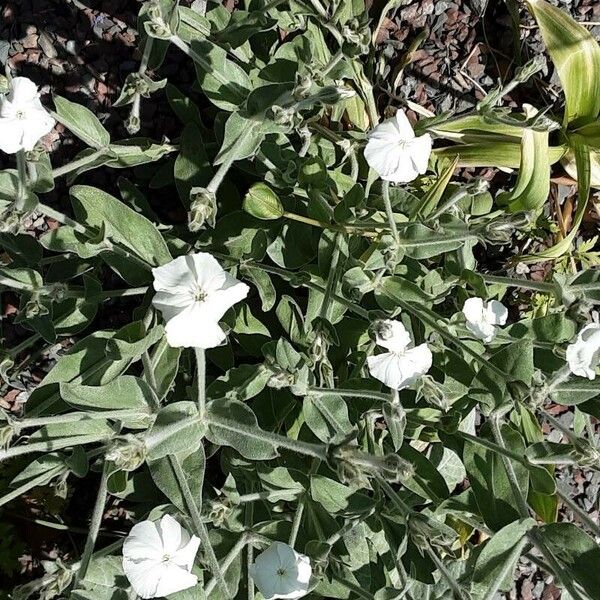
top-left (462, 297), bottom-right (508, 343)
top-left (122, 514), bottom-right (200, 599)
top-left (566, 323), bottom-right (600, 380)
top-left (0, 77), bottom-right (55, 154)
top-left (367, 319), bottom-right (432, 391)
top-left (249, 542), bottom-right (312, 600)
top-left (364, 110), bottom-right (432, 183)
top-left (152, 252), bottom-right (249, 349)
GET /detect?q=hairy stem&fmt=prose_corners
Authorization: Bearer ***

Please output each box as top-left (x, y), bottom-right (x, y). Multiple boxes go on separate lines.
top-left (73, 460), bottom-right (110, 585)
top-left (169, 455), bottom-right (229, 596)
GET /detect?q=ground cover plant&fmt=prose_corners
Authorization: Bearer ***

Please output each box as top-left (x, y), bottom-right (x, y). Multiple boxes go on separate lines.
top-left (1, 0), bottom-right (600, 598)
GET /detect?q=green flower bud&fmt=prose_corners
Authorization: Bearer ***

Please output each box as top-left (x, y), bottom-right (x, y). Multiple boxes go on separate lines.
top-left (243, 183), bottom-right (284, 220)
top-left (188, 187), bottom-right (217, 231)
top-left (0, 76), bottom-right (9, 95)
top-left (105, 435), bottom-right (146, 472)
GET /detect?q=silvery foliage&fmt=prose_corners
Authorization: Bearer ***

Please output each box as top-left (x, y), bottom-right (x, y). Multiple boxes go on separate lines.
top-left (1, 1), bottom-right (600, 599)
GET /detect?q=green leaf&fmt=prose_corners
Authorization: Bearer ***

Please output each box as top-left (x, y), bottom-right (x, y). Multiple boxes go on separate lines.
top-left (537, 523), bottom-right (600, 592)
top-left (175, 123), bottom-right (212, 208)
top-left (71, 556), bottom-right (129, 600)
top-left (59, 376), bottom-right (153, 411)
top-left (70, 185), bottom-right (172, 267)
top-left (471, 518), bottom-right (536, 599)
top-left (146, 401), bottom-right (205, 461)
top-left (206, 398), bottom-right (278, 460)
top-left (496, 113), bottom-right (550, 213)
top-left (463, 423), bottom-right (529, 530)
top-left (53, 95), bottom-right (110, 148)
top-left (303, 394), bottom-right (354, 443)
top-left (551, 379), bottom-right (600, 405)
top-left (191, 39), bottom-right (252, 111)
top-left (527, 0), bottom-right (600, 127)
top-left (149, 445), bottom-right (205, 513)
top-left (519, 135), bottom-right (590, 262)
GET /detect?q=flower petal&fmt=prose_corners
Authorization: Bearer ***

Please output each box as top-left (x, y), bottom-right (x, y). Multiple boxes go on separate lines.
top-left (152, 290), bottom-right (191, 322)
top-left (394, 110), bottom-right (416, 140)
top-left (367, 352), bottom-right (406, 390)
top-left (172, 533), bottom-right (201, 571)
top-left (158, 514), bottom-right (183, 556)
top-left (201, 274), bottom-right (250, 322)
top-left (0, 117), bottom-right (25, 154)
top-left (486, 300), bottom-right (508, 326)
top-left (462, 297), bottom-right (485, 325)
top-left (407, 133), bottom-right (432, 175)
top-left (8, 77), bottom-right (39, 104)
top-left (187, 252), bottom-right (228, 291)
top-left (376, 320), bottom-right (411, 353)
top-left (154, 562), bottom-right (198, 598)
top-left (566, 323), bottom-right (600, 379)
top-left (123, 521), bottom-right (164, 561)
top-left (19, 106), bottom-right (55, 151)
top-left (152, 255), bottom-right (196, 294)
top-left (164, 303), bottom-right (226, 349)
top-left (122, 557), bottom-right (162, 599)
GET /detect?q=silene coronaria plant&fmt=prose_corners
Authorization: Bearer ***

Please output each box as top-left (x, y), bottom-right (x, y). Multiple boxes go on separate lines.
top-left (1, 1), bottom-right (600, 599)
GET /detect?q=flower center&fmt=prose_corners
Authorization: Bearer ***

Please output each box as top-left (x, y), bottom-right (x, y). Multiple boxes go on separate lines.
top-left (276, 568), bottom-right (287, 576)
top-left (15, 110), bottom-right (26, 120)
top-left (162, 554), bottom-right (171, 563)
top-left (194, 288), bottom-right (208, 302)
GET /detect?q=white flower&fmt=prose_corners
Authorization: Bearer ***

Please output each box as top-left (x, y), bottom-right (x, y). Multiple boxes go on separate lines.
top-left (364, 110), bottom-right (432, 183)
top-left (0, 77), bottom-right (55, 154)
top-left (462, 297), bottom-right (508, 343)
top-left (152, 252), bottom-right (249, 349)
top-left (566, 323), bottom-right (600, 380)
top-left (122, 514), bottom-right (200, 599)
top-left (249, 542), bottom-right (312, 600)
top-left (367, 319), bottom-right (432, 390)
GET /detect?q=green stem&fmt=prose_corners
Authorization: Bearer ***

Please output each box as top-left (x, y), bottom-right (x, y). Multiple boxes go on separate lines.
top-left (169, 455), bottom-right (229, 596)
top-left (237, 488), bottom-right (301, 504)
top-left (15, 150), bottom-right (28, 210)
top-left (283, 211), bottom-right (378, 238)
top-left (556, 485), bottom-right (600, 537)
top-left (207, 413), bottom-right (328, 460)
top-left (0, 433), bottom-right (111, 462)
top-left (330, 570), bottom-right (375, 600)
top-left (480, 535), bottom-right (530, 600)
top-left (478, 273), bottom-right (557, 293)
top-left (455, 430), bottom-right (531, 467)
top-left (382, 180), bottom-right (400, 245)
top-left (288, 500), bottom-right (305, 547)
top-left (422, 539), bottom-right (469, 600)
top-left (73, 460), bottom-right (110, 585)
top-left (321, 49), bottom-right (344, 77)
top-left (51, 149), bottom-right (106, 179)
top-left (489, 415), bottom-right (531, 518)
top-left (195, 348), bottom-right (206, 420)
top-left (527, 530), bottom-right (589, 600)
top-left (0, 470), bottom-right (62, 509)
top-left (37, 202), bottom-right (152, 272)
top-left (16, 408), bottom-right (147, 431)
top-left (204, 533), bottom-right (250, 597)
top-left (307, 387), bottom-right (389, 402)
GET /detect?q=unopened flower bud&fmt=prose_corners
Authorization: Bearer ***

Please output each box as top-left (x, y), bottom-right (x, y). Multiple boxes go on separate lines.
top-left (267, 369), bottom-right (294, 389)
top-left (125, 114), bottom-right (141, 135)
top-left (0, 76), bottom-right (9, 94)
top-left (208, 499), bottom-right (233, 527)
top-left (106, 435), bottom-right (147, 471)
top-left (293, 74), bottom-right (313, 101)
top-left (243, 183), bottom-right (284, 220)
top-left (24, 295), bottom-right (49, 319)
top-left (0, 424), bottom-right (15, 449)
top-left (0, 209), bottom-right (22, 233)
top-left (188, 187), bottom-right (217, 231)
